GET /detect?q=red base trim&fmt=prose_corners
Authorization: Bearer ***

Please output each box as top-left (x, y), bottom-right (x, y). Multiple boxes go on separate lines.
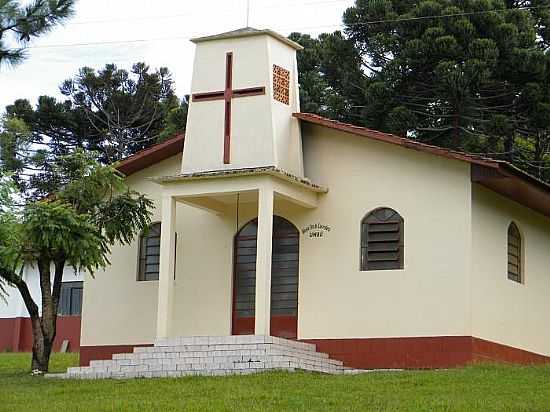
top-left (79, 336), bottom-right (550, 369)
top-left (80, 344), bottom-right (152, 367)
top-left (0, 316), bottom-right (81, 353)
top-left (302, 336), bottom-right (550, 369)
top-left (472, 337), bottom-right (550, 365)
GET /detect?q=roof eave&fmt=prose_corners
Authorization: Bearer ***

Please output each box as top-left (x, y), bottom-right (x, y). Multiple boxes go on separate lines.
top-left (115, 134), bottom-right (184, 176)
top-left (191, 28), bottom-right (304, 50)
top-left (153, 166), bottom-right (327, 193)
top-left (295, 112), bottom-right (550, 219)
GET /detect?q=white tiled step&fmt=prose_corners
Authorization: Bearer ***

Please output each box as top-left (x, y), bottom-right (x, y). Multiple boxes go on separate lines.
top-left (155, 335), bottom-right (317, 352)
top-left (88, 355), bottom-right (342, 373)
top-left (124, 345), bottom-right (337, 364)
top-left (49, 335), bottom-right (348, 380)
top-left (62, 367), bottom-right (297, 379)
top-left (118, 350), bottom-right (340, 367)
top-left (65, 360), bottom-right (340, 379)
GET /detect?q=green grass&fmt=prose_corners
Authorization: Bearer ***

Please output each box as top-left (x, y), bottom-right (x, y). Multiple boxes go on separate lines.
top-left (1, 353), bottom-right (550, 411)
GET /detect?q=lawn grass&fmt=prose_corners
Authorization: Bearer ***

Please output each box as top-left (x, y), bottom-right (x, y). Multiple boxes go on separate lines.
top-left (1, 353), bottom-right (550, 411)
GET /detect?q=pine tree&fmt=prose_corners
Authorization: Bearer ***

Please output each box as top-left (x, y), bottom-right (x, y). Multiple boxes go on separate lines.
top-left (292, 0), bottom-right (550, 180)
top-left (0, 0), bottom-right (75, 67)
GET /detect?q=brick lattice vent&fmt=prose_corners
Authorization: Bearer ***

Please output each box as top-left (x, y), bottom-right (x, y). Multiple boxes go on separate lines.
top-left (273, 65), bottom-right (290, 105)
top-left (44, 336), bottom-right (369, 380)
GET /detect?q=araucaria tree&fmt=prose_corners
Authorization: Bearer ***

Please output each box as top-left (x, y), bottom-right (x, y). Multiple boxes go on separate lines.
top-left (60, 63), bottom-right (187, 162)
top-left (3, 62), bottom-right (187, 175)
top-left (292, 0), bottom-right (550, 181)
top-left (0, 151), bottom-right (153, 373)
top-left (0, 0), bottom-right (75, 67)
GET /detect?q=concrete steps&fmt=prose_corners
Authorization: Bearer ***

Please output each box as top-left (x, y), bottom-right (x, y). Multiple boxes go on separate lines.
top-left (47, 335), bottom-right (346, 379)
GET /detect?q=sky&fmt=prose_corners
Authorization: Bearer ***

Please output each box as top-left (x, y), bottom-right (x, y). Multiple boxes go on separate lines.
top-left (0, 0), bottom-right (355, 113)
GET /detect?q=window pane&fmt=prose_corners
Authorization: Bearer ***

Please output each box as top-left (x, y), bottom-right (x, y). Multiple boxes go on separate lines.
top-left (58, 282), bottom-right (84, 316)
top-left (138, 223), bottom-right (161, 281)
top-left (146, 237), bottom-right (161, 247)
top-left (70, 288), bottom-right (83, 315)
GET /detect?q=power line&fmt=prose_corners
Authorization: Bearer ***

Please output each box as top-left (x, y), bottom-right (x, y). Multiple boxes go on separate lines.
top-left (68, 0), bottom-right (350, 26)
top-left (25, 23), bottom-right (339, 50)
top-left (27, 37), bottom-right (183, 49)
top-left (24, 4), bottom-right (550, 50)
top-left (344, 4), bottom-right (550, 25)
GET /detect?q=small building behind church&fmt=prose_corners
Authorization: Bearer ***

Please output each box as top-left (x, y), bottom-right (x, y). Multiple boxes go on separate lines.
top-left (0, 266), bottom-right (83, 353)
top-left (65, 28), bottom-right (550, 370)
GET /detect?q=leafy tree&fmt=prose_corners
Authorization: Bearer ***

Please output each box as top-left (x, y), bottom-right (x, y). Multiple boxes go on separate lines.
top-left (289, 31), bottom-right (369, 124)
top-left (59, 63), bottom-right (187, 162)
top-left (0, 0), bottom-right (75, 67)
top-left (343, 0), bottom-right (544, 147)
top-left (291, 0), bottom-right (550, 179)
top-left (0, 150), bottom-right (153, 373)
top-left (0, 115), bottom-right (32, 187)
top-left (158, 97), bottom-right (189, 141)
top-left (1, 62), bottom-right (187, 192)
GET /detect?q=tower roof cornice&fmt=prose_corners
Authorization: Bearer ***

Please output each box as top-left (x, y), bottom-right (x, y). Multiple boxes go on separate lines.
top-left (191, 27), bottom-right (304, 50)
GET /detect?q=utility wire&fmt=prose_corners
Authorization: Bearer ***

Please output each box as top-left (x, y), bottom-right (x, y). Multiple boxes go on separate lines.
top-left (346, 4), bottom-right (550, 25)
top-left (68, 0), bottom-right (350, 26)
top-left (24, 4), bottom-right (550, 50)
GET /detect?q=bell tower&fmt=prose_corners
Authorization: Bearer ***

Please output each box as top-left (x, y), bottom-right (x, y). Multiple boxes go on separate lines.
top-left (181, 28), bottom-right (304, 177)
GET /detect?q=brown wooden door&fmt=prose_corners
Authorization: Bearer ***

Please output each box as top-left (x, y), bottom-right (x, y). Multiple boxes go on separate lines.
top-left (232, 216), bottom-right (299, 338)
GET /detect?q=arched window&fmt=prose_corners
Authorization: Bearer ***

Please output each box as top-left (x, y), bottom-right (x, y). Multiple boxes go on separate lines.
top-left (507, 222), bottom-right (522, 283)
top-left (138, 222), bottom-right (161, 281)
top-left (361, 208), bottom-right (404, 271)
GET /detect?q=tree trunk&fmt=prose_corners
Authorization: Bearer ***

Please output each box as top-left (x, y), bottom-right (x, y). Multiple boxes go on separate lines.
top-left (30, 317), bottom-right (52, 372)
top-left (12, 276), bottom-right (50, 373)
top-left (32, 258), bottom-right (57, 373)
top-left (8, 257), bottom-right (67, 374)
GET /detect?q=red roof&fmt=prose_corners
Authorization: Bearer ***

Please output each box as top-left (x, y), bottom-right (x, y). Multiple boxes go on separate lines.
top-left (116, 134), bottom-right (184, 176)
top-left (114, 116), bottom-right (550, 219)
top-left (294, 113), bottom-right (501, 168)
top-left (294, 112), bottom-right (550, 219)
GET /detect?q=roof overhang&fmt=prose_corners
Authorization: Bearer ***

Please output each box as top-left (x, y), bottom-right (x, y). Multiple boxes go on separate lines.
top-left (153, 166), bottom-right (326, 212)
top-left (115, 134), bottom-right (184, 176)
top-left (472, 163), bottom-right (550, 219)
top-left (153, 166), bottom-right (327, 193)
top-left (293, 113), bottom-right (497, 168)
top-left (295, 112), bottom-right (550, 220)
top-left (191, 28), bottom-right (304, 51)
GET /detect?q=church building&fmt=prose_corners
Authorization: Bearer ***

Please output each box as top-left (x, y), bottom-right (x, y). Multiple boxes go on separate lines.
top-left (77, 28), bottom-right (550, 371)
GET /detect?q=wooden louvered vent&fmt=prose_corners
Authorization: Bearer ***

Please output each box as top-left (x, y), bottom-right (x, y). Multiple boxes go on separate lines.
top-left (361, 208), bottom-right (404, 271)
top-left (507, 222), bottom-right (522, 283)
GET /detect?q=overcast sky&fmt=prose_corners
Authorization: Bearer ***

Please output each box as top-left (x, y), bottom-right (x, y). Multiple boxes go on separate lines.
top-left (0, 0), bottom-right (354, 113)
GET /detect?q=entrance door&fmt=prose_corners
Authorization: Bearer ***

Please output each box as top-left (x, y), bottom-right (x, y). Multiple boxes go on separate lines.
top-left (232, 216), bottom-right (299, 338)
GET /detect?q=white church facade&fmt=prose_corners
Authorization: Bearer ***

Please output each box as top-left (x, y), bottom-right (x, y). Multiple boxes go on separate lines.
top-left (65, 28), bottom-right (550, 369)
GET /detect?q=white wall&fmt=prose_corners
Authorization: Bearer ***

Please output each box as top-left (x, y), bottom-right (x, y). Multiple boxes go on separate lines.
top-left (81, 154), bottom-right (240, 346)
top-left (182, 33), bottom-right (303, 176)
top-left (471, 184), bottom-right (550, 355)
top-left (81, 119), bottom-right (550, 354)
top-left (0, 265), bottom-right (83, 319)
top-left (295, 123), bottom-right (473, 339)
top-left (81, 122), bottom-right (480, 346)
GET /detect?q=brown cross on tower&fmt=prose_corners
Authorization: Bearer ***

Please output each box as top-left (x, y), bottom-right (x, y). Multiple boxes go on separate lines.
top-left (191, 52), bottom-right (266, 164)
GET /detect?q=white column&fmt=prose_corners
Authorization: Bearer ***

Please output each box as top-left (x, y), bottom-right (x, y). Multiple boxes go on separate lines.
top-left (156, 195), bottom-right (177, 339)
top-left (254, 186), bottom-right (274, 336)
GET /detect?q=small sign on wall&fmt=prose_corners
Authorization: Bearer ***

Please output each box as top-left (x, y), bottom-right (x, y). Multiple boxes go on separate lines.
top-left (301, 223), bottom-right (331, 239)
